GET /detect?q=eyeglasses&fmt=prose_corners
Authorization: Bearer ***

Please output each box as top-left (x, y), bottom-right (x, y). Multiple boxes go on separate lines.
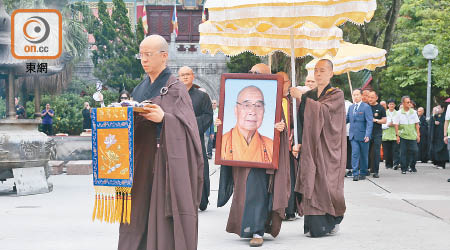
top-left (248, 70), bottom-right (262, 74)
top-left (120, 96), bottom-right (129, 100)
top-left (236, 101), bottom-right (265, 111)
top-left (135, 51), bottom-right (166, 59)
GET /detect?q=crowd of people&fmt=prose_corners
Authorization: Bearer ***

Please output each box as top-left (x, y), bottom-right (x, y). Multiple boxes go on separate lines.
top-left (344, 88), bottom-right (450, 183)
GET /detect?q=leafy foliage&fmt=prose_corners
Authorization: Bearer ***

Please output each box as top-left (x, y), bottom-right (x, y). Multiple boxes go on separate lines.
top-left (226, 52), bottom-right (261, 73)
top-left (381, 0), bottom-right (450, 107)
top-left (89, 0), bottom-right (145, 92)
top-left (24, 78), bottom-right (119, 135)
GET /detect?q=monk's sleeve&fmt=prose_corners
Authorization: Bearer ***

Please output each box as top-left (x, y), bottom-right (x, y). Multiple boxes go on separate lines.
top-left (196, 93), bottom-right (213, 134)
top-left (297, 95), bottom-right (307, 145)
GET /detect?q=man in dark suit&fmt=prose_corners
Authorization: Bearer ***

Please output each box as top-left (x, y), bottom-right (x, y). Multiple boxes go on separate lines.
top-left (347, 89), bottom-right (373, 181)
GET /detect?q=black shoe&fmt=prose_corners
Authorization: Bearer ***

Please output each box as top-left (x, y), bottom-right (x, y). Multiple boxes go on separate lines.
top-left (373, 173), bottom-right (379, 178)
top-left (393, 165), bottom-right (399, 170)
top-left (207, 155), bottom-right (212, 159)
top-left (353, 176), bottom-right (359, 181)
top-left (401, 171), bottom-right (406, 174)
top-left (345, 171), bottom-right (353, 177)
top-left (411, 168), bottom-right (417, 173)
top-left (447, 179), bottom-right (450, 182)
top-left (359, 175), bottom-right (366, 180)
top-left (408, 168), bottom-right (412, 172)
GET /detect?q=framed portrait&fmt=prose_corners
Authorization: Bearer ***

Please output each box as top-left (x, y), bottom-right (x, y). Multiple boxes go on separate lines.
top-left (215, 73), bottom-right (284, 169)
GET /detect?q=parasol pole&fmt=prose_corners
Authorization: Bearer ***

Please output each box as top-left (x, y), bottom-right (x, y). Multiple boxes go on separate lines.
top-left (347, 72), bottom-right (353, 94)
top-left (290, 27), bottom-right (298, 145)
top-left (268, 53), bottom-right (272, 72)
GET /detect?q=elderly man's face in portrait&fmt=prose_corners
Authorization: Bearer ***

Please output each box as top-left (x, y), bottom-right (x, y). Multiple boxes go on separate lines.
top-left (235, 88), bottom-right (265, 134)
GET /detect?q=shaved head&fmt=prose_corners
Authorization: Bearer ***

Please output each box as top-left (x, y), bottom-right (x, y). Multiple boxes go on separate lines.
top-left (140, 35), bottom-right (168, 52)
top-left (305, 72), bottom-right (317, 89)
top-left (237, 85), bottom-right (264, 102)
top-left (250, 63), bottom-right (271, 74)
top-left (276, 71), bottom-right (291, 97)
top-left (139, 35), bottom-right (169, 81)
top-left (318, 59), bottom-right (333, 71)
top-left (178, 66), bottom-right (195, 89)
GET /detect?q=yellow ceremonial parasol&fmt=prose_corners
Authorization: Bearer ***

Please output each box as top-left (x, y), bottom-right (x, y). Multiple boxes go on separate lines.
top-left (306, 41), bottom-right (387, 93)
top-left (200, 0), bottom-right (377, 144)
top-left (199, 21), bottom-right (343, 58)
top-left (205, 0), bottom-right (377, 29)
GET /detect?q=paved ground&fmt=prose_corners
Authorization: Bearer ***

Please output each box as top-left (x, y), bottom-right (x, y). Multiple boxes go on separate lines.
top-left (1, 160), bottom-right (450, 250)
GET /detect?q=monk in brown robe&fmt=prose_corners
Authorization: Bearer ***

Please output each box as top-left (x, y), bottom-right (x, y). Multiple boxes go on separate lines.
top-left (118, 35), bottom-right (203, 250)
top-left (276, 71), bottom-right (301, 221)
top-left (293, 59), bottom-right (347, 237)
top-left (221, 85), bottom-right (273, 163)
top-left (216, 63), bottom-right (290, 247)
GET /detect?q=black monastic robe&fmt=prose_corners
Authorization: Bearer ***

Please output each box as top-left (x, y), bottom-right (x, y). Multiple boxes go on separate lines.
top-left (188, 87), bottom-right (213, 210)
top-left (417, 115), bottom-right (429, 162)
top-left (429, 114), bottom-right (448, 167)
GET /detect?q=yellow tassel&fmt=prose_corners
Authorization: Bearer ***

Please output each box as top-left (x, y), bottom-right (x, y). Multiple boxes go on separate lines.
top-left (123, 192), bottom-right (127, 224)
top-left (109, 195), bottom-right (113, 223)
top-left (106, 195), bottom-right (110, 222)
top-left (101, 194), bottom-right (105, 222)
top-left (114, 193), bottom-right (119, 223)
top-left (92, 193), bottom-right (98, 221)
top-left (126, 193), bottom-right (132, 224)
top-left (117, 192), bottom-right (123, 223)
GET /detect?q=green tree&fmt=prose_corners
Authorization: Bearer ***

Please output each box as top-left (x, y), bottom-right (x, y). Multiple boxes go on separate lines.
top-left (90, 0), bottom-right (144, 92)
top-left (381, 0), bottom-right (450, 107)
top-left (226, 52), bottom-right (261, 73)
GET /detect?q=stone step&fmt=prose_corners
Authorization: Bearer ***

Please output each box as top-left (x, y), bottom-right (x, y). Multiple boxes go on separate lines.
top-left (65, 160), bottom-right (92, 175)
top-left (48, 161), bottom-right (64, 175)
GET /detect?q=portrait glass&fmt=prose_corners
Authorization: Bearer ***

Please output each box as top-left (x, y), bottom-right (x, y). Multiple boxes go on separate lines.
top-left (215, 73), bottom-right (283, 169)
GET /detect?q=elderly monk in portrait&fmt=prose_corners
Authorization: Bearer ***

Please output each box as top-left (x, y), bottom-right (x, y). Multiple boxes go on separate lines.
top-left (293, 59), bottom-right (347, 238)
top-left (221, 85), bottom-right (273, 163)
top-left (118, 35), bottom-right (203, 250)
top-left (216, 63), bottom-right (290, 247)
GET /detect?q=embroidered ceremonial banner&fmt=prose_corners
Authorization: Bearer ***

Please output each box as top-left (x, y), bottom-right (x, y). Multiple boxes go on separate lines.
top-left (91, 107), bottom-right (134, 224)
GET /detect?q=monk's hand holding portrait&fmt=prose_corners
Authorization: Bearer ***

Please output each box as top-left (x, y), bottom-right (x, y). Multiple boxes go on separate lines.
top-left (141, 104), bottom-right (165, 123)
top-left (289, 86), bottom-right (303, 99)
top-left (274, 120), bottom-right (285, 132)
top-left (292, 144), bottom-right (301, 158)
top-left (215, 118), bottom-right (222, 127)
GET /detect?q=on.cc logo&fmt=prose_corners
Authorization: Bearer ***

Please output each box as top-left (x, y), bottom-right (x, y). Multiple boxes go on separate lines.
top-left (23, 16), bottom-right (50, 44)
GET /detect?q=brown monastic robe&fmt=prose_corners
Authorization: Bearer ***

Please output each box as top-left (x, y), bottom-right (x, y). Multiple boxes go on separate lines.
top-left (295, 87), bottom-right (347, 217)
top-left (221, 114), bottom-right (291, 238)
top-left (118, 72), bottom-right (203, 250)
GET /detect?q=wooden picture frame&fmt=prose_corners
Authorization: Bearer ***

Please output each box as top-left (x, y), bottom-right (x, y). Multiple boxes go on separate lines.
top-left (214, 73), bottom-right (284, 169)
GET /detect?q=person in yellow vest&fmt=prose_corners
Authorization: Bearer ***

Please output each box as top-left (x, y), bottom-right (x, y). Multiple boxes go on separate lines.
top-left (393, 96), bottom-right (420, 174)
top-left (382, 99), bottom-right (400, 169)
